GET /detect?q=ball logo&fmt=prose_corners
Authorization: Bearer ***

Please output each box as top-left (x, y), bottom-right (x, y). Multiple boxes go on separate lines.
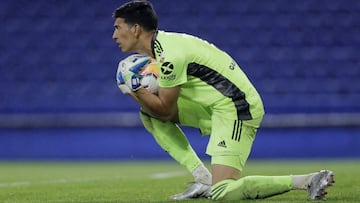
top-left (121, 62), bottom-right (127, 71)
top-left (160, 62), bottom-right (174, 75)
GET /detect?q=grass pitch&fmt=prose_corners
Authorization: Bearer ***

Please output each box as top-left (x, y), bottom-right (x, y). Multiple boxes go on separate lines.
top-left (0, 159), bottom-right (358, 203)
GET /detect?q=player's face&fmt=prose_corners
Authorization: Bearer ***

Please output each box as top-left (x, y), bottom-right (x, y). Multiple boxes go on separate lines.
top-left (112, 18), bottom-right (137, 53)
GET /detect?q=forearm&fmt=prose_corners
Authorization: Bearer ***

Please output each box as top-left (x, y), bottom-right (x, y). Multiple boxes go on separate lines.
top-left (131, 87), bottom-right (178, 122)
top-left (129, 90), bottom-right (155, 118)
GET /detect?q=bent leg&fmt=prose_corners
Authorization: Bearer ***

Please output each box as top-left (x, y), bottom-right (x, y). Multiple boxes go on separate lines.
top-left (140, 111), bottom-right (212, 199)
top-left (140, 111), bottom-right (201, 172)
top-left (207, 115), bottom-right (291, 200)
top-left (211, 173), bottom-right (292, 200)
top-left (211, 154), bottom-right (292, 200)
top-left (211, 155), bottom-right (292, 200)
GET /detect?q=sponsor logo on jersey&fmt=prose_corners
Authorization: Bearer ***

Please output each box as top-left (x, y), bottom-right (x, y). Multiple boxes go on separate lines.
top-left (160, 62), bottom-right (176, 80)
top-left (229, 60), bottom-right (236, 70)
top-left (160, 62), bottom-right (174, 75)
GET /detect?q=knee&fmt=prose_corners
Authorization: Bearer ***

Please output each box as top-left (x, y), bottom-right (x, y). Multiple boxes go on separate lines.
top-left (140, 111), bottom-right (154, 133)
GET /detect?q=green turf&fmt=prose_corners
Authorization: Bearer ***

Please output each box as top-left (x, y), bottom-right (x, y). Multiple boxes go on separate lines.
top-left (0, 159), bottom-right (358, 203)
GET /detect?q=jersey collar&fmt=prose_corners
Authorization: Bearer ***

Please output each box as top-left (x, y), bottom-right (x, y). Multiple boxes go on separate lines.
top-left (151, 30), bottom-right (159, 58)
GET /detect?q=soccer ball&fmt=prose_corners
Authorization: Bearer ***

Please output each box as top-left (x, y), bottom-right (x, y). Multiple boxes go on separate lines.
top-left (140, 59), bottom-right (159, 94)
top-left (116, 54), bottom-right (159, 94)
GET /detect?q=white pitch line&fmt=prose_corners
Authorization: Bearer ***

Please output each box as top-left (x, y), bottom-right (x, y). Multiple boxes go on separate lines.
top-left (149, 171), bottom-right (187, 179)
top-left (0, 181), bottom-right (31, 187)
top-left (0, 172), bottom-right (188, 188)
top-left (0, 177), bottom-right (100, 188)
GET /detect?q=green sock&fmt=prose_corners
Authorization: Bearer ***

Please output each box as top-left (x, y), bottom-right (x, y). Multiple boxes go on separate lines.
top-left (140, 112), bottom-right (202, 173)
top-left (212, 176), bottom-right (293, 200)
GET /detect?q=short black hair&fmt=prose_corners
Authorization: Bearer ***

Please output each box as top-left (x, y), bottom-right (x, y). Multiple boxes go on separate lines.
top-left (113, 0), bottom-right (158, 31)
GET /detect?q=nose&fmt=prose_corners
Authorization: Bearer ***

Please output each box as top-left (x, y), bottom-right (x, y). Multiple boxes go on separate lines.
top-left (112, 30), bottom-right (117, 40)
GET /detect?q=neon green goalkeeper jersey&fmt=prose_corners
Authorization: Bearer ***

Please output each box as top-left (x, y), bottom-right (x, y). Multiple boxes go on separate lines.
top-left (152, 30), bottom-right (264, 121)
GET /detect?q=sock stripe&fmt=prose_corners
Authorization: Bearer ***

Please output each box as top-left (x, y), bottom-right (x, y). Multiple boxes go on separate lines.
top-left (211, 182), bottom-right (228, 200)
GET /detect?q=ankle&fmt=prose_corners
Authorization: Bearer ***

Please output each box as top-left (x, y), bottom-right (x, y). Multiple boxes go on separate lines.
top-left (192, 164), bottom-right (212, 185)
top-left (291, 173), bottom-right (316, 190)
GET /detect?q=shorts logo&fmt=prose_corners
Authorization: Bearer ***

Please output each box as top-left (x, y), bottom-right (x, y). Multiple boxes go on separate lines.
top-left (217, 140), bottom-right (227, 148)
top-left (160, 62), bottom-right (174, 75)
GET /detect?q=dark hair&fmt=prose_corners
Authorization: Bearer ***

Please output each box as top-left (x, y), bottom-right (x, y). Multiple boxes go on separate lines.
top-left (113, 0), bottom-right (158, 31)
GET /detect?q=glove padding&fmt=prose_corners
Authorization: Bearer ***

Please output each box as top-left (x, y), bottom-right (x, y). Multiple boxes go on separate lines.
top-left (116, 54), bottom-right (151, 93)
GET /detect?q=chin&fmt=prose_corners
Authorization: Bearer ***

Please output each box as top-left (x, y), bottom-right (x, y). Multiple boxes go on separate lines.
top-left (121, 47), bottom-right (131, 53)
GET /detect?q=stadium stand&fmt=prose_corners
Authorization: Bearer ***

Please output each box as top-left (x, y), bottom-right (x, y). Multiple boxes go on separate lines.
top-left (0, 0), bottom-right (359, 128)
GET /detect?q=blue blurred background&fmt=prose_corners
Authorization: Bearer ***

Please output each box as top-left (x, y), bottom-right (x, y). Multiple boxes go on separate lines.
top-left (0, 0), bottom-right (359, 160)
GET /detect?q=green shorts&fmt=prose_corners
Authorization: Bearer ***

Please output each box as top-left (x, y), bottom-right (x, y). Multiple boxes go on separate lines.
top-left (206, 114), bottom-right (263, 171)
top-left (177, 97), bottom-right (263, 171)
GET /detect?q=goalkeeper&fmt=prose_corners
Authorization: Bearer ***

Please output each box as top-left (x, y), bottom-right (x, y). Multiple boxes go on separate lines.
top-left (112, 0), bottom-right (334, 201)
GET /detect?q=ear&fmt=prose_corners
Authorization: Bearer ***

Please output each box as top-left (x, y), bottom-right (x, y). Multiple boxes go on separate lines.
top-left (131, 24), bottom-right (142, 38)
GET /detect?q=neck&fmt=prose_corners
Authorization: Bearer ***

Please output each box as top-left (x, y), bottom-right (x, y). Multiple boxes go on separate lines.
top-left (135, 31), bottom-right (156, 58)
